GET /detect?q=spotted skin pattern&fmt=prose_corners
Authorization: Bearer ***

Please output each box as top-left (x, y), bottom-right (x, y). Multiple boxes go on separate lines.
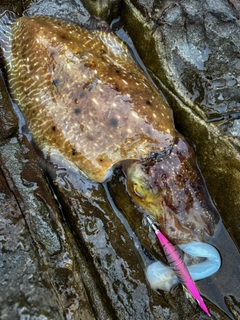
top-left (4, 15), bottom-right (174, 182)
top-left (0, 13), bottom-right (220, 244)
top-left (125, 134), bottom-right (220, 244)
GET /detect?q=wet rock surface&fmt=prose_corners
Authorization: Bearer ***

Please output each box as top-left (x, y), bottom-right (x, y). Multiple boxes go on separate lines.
top-left (0, 135), bottom-right (96, 319)
top-left (0, 73), bottom-right (18, 141)
top-left (0, 0), bottom-right (239, 319)
top-left (121, 0), bottom-right (240, 121)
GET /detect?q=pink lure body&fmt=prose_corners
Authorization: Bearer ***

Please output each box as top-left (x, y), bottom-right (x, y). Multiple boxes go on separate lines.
top-left (156, 230), bottom-right (211, 317)
top-left (147, 216), bottom-right (211, 317)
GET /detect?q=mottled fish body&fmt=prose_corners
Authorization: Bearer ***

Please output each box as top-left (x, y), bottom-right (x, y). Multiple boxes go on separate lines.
top-left (2, 15), bottom-right (174, 182)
